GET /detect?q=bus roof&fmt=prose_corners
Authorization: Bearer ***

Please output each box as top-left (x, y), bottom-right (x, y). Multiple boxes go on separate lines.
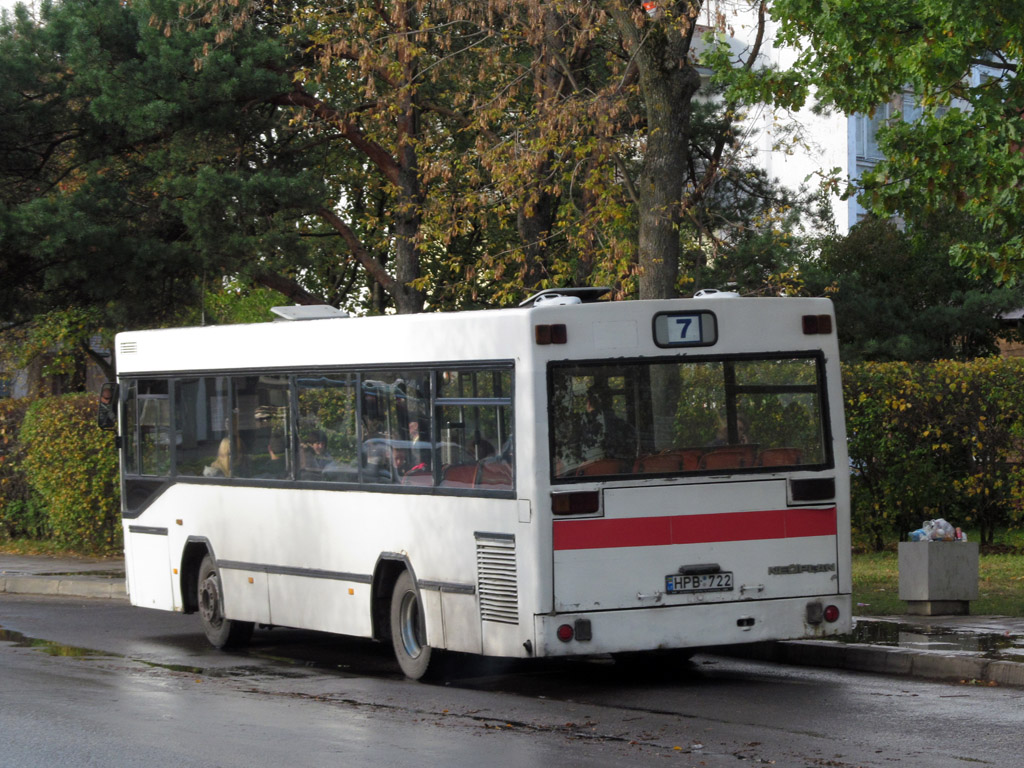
top-left (113, 295), bottom-right (837, 376)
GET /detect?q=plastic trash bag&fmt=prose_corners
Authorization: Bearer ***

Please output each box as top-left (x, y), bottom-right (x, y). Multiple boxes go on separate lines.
top-left (908, 518), bottom-right (967, 542)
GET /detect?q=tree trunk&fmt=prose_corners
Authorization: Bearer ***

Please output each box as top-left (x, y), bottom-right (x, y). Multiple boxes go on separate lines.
top-left (392, 141), bottom-right (425, 314)
top-left (633, 30), bottom-right (702, 301)
top-left (514, 7), bottom-right (584, 291)
top-left (389, 2), bottom-right (426, 315)
top-left (516, 184), bottom-right (557, 288)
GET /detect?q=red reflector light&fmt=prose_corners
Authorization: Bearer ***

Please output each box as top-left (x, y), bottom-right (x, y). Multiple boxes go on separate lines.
top-left (823, 604), bottom-right (840, 623)
top-left (551, 491), bottom-right (600, 516)
top-left (535, 324), bottom-right (567, 345)
top-left (802, 314), bottom-right (833, 335)
top-left (556, 624), bottom-right (574, 642)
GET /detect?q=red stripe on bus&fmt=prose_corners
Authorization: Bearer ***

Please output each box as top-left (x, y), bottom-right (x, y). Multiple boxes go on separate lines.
top-left (552, 507), bottom-right (837, 551)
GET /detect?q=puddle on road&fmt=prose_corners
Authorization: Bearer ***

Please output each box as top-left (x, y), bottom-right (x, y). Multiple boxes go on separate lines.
top-left (0, 624), bottom-right (360, 681)
top-left (837, 620), bottom-right (1024, 661)
top-left (0, 626), bottom-right (114, 659)
top-left (0, 624), bottom-right (205, 675)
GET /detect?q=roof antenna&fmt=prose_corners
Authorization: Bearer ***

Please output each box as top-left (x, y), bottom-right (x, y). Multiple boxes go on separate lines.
top-left (519, 287), bottom-right (611, 308)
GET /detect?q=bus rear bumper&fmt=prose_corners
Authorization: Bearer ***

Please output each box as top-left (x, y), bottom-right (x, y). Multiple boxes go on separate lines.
top-left (531, 594), bottom-right (853, 658)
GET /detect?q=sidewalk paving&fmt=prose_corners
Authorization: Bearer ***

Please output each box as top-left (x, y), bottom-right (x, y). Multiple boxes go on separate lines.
top-left (3, 553), bottom-right (1024, 687)
top-left (0, 553), bottom-right (127, 600)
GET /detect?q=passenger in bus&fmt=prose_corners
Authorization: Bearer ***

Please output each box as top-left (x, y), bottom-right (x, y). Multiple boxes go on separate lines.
top-left (361, 439), bottom-right (417, 483)
top-left (362, 437), bottom-right (396, 481)
top-left (203, 438), bottom-right (232, 478)
top-left (703, 415), bottom-right (757, 469)
top-left (407, 419), bottom-right (431, 472)
top-left (389, 444), bottom-right (413, 478)
top-left (262, 433), bottom-right (287, 478)
top-left (300, 430), bottom-right (334, 475)
top-left (710, 414), bottom-right (750, 447)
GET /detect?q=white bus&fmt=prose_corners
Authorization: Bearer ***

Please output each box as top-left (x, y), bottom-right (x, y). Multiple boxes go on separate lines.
top-left (105, 289), bottom-right (852, 679)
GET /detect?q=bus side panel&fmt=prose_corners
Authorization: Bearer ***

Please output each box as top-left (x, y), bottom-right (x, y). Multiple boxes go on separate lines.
top-left (440, 592), bottom-right (482, 655)
top-left (220, 569), bottom-right (271, 625)
top-left (423, 589), bottom-right (445, 650)
top-left (124, 483), bottom-right (525, 655)
top-left (480, 619), bottom-right (526, 657)
top-left (124, 524), bottom-right (174, 610)
top-left (268, 575), bottom-right (371, 636)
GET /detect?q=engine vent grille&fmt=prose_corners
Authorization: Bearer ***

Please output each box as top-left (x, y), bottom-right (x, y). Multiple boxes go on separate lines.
top-left (475, 532), bottom-right (518, 625)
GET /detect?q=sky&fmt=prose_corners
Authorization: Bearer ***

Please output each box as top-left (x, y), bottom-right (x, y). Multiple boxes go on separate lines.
top-left (1, 0), bottom-right (37, 15)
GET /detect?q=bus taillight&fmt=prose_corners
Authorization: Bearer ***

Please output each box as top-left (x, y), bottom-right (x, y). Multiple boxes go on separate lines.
top-left (551, 491), bottom-right (601, 516)
top-left (824, 604), bottom-right (841, 623)
top-left (556, 619), bottom-right (592, 643)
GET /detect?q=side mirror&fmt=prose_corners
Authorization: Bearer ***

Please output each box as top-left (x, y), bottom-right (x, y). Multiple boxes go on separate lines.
top-left (97, 382), bottom-right (118, 431)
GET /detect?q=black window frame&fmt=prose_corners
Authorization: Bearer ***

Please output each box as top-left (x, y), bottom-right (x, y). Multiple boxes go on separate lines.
top-left (118, 361), bottom-right (516, 510)
top-left (547, 351), bottom-right (835, 484)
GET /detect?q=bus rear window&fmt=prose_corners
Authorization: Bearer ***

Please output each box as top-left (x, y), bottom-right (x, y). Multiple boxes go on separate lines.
top-left (549, 355), bottom-right (829, 480)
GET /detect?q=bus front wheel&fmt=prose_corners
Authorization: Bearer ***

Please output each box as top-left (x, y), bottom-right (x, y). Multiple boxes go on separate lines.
top-left (389, 570), bottom-right (436, 680)
top-left (197, 554), bottom-right (254, 649)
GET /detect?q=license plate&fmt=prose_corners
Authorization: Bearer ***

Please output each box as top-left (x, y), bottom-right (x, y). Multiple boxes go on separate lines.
top-left (665, 571), bottom-right (734, 594)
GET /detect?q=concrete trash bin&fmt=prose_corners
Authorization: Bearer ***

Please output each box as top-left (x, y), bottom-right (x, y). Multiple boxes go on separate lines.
top-left (898, 541), bottom-right (979, 616)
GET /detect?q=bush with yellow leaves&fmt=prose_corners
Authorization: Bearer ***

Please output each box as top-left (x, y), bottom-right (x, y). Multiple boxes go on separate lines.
top-left (846, 358), bottom-right (1024, 550)
top-left (20, 394), bottom-right (121, 555)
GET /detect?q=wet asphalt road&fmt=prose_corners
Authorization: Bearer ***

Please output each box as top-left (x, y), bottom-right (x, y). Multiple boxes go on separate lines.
top-left (1, 594), bottom-right (1021, 768)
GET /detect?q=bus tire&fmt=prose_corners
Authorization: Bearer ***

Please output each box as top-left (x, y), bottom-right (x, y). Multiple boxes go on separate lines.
top-left (389, 570), bottom-right (436, 680)
top-left (197, 554), bottom-right (254, 649)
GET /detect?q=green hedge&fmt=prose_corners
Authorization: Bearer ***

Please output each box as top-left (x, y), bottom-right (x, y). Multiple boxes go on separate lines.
top-left (0, 398), bottom-right (49, 540)
top-left (845, 359), bottom-right (1024, 549)
top-left (19, 394), bottom-right (121, 555)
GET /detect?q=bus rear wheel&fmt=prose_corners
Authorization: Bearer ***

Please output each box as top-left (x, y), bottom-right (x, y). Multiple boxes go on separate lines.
top-left (197, 554), bottom-right (254, 649)
top-left (389, 570), bottom-right (437, 680)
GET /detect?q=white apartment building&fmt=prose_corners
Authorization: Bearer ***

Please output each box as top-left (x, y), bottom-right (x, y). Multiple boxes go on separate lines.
top-left (696, 5), bottom-right (867, 234)
top-left (702, 2), bottom-right (995, 235)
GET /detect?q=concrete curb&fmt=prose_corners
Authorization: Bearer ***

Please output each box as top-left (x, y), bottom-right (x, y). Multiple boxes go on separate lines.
top-left (0, 574), bottom-right (127, 600)
top-left (725, 637), bottom-right (1024, 688)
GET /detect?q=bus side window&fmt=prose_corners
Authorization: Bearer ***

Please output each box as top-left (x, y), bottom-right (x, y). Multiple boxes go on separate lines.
top-left (437, 367), bottom-right (514, 491)
top-left (137, 379), bottom-right (171, 476)
top-left (234, 375), bottom-right (291, 480)
top-left (297, 373), bottom-right (359, 483)
top-left (477, 454), bottom-right (513, 489)
top-left (362, 371), bottom-right (432, 485)
top-left (123, 381), bottom-right (139, 476)
top-left (175, 377), bottom-right (230, 478)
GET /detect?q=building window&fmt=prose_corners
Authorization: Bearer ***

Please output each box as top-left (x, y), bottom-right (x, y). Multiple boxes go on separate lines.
top-left (855, 102), bottom-right (892, 161)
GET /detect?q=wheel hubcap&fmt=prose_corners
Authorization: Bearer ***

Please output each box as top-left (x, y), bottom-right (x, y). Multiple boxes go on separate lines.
top-left (199, 574), bottom-right (223, 629)
top-left (398, 590), bottom-right (423, 659)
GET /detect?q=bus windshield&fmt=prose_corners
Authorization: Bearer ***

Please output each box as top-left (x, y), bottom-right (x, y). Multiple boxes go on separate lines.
top-left (550, 354), bottom-right (830, 479)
